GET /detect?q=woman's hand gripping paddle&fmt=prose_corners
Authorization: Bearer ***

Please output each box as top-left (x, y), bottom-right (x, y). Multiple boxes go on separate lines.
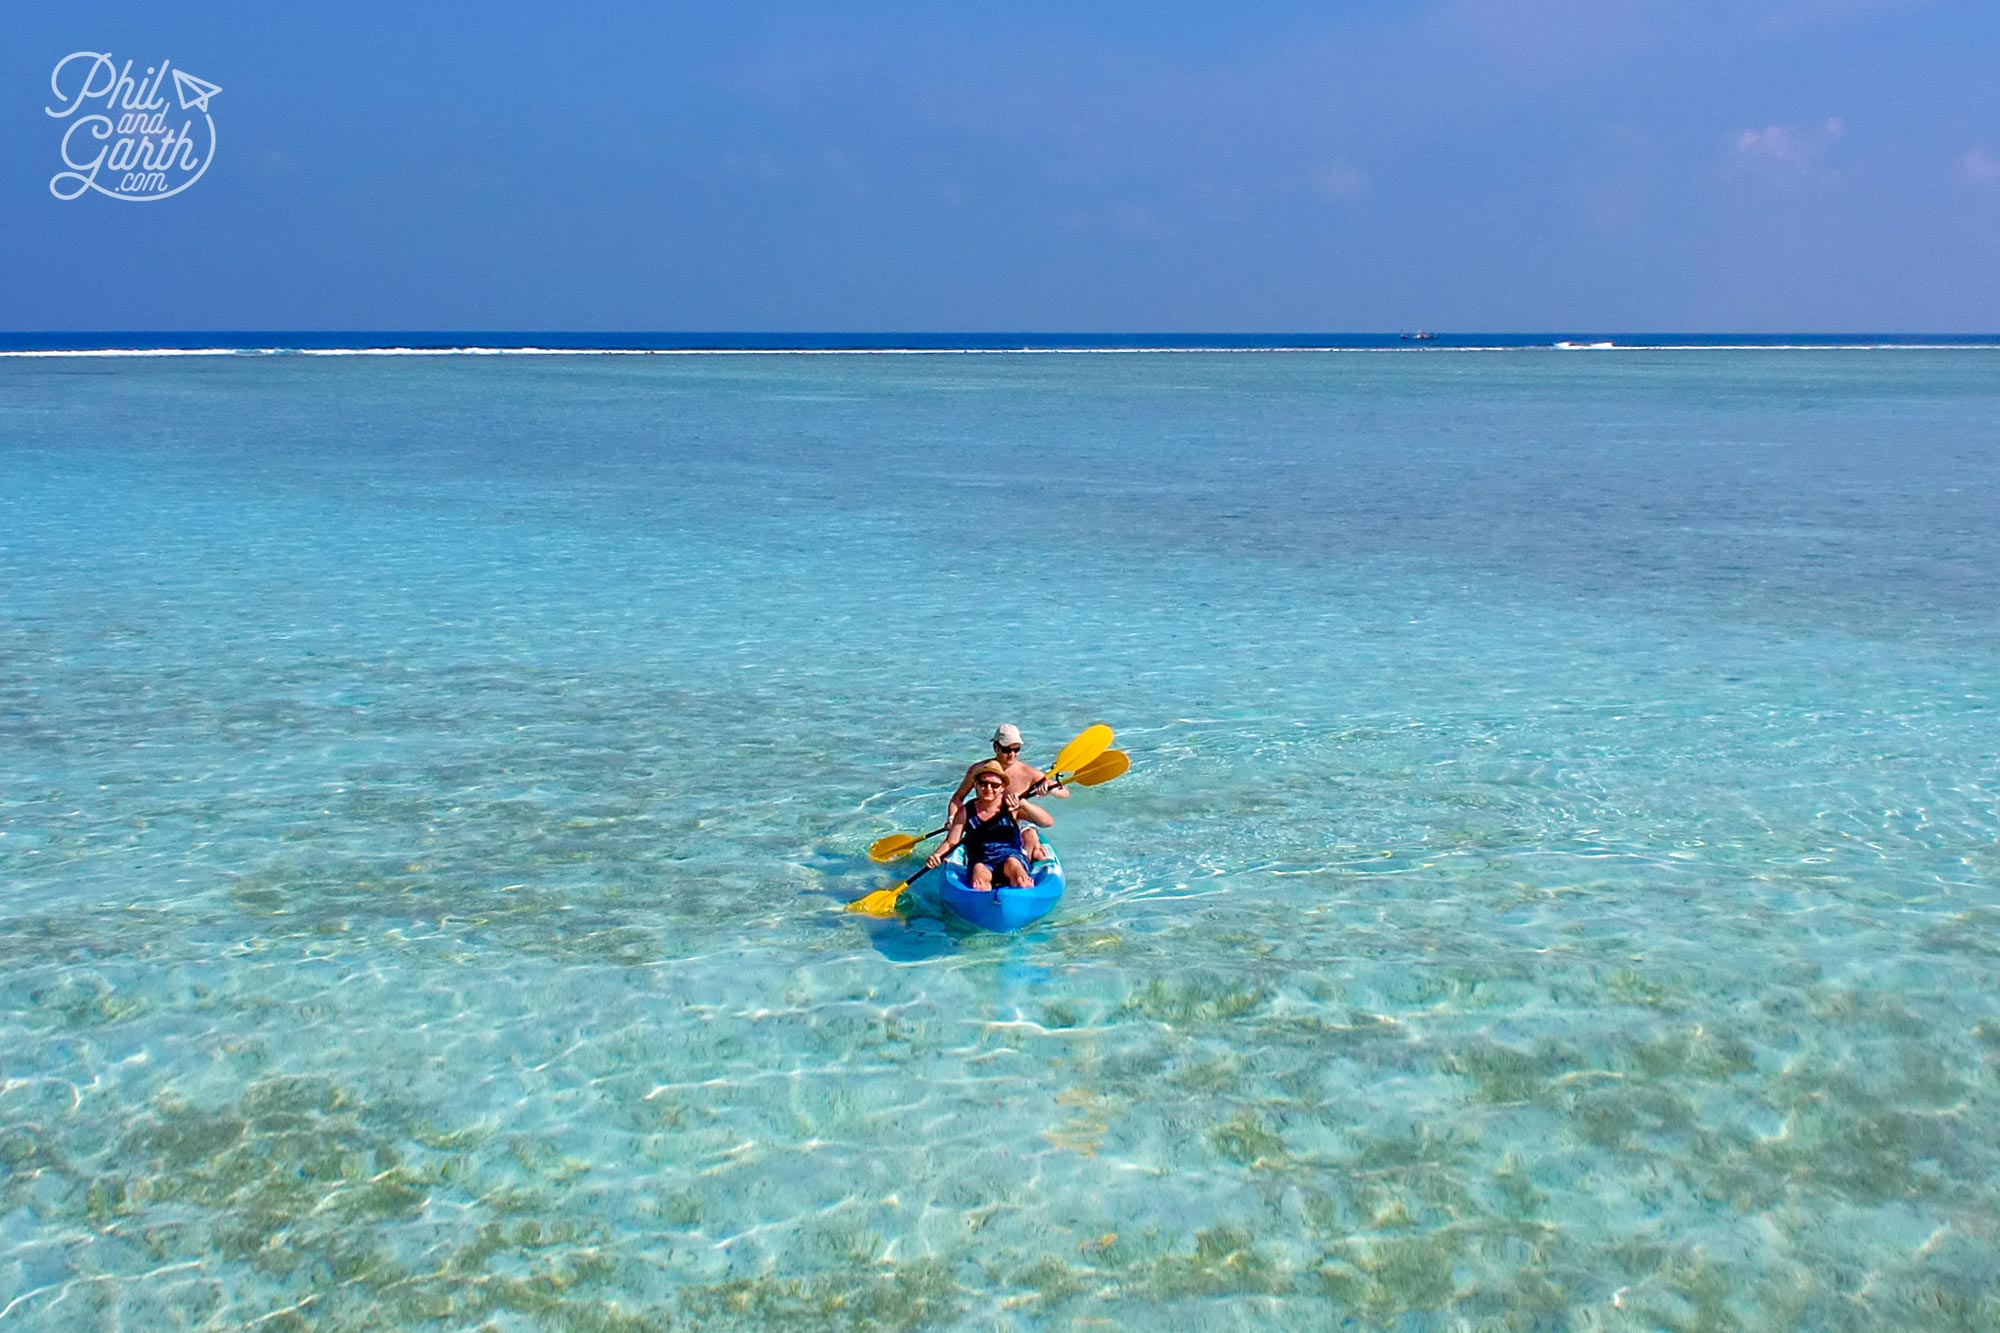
top-left (849, 724), bottom-right (1117, 915)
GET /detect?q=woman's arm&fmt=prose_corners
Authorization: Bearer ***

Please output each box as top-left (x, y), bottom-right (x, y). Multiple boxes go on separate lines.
top-left (926, 806), bottom-right (970, 868)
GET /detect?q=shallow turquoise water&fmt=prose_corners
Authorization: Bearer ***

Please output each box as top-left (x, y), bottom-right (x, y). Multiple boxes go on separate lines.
top-left (2, 351), bottom-right (1997, 1329)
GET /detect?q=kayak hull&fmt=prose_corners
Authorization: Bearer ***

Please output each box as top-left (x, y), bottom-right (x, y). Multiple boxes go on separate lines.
top-left (937, 846), bottom-right (1064, 931)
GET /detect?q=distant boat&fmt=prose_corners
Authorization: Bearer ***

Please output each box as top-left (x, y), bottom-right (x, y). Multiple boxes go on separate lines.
top-left (1399, 331), bottom-right (1437, 341)
top-left (1554, 340), bottom-right (1616, 349)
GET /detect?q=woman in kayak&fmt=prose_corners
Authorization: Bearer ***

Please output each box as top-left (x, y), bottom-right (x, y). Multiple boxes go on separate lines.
top-left (948, 723), bottom-right (1065, 861)
top-left (927, 761), bottom-right (1054, 891)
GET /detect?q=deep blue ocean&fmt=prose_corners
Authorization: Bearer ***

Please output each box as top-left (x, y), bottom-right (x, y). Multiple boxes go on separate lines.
top-left (2, 346), bottom-right (1997, 1328)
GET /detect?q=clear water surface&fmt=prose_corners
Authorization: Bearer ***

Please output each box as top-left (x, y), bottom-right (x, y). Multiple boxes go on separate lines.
top-left (1, 349), bottom-right (1996, 1329)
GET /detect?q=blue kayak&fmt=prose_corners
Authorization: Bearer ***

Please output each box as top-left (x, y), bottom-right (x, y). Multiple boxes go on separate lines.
top-left (935, 844), bottom-right (1065, 931)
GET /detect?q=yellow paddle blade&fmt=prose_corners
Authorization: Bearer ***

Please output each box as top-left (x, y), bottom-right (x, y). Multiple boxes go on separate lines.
top-left (868, 832), bottom-right (922, 863)
top-left (1069, 749), bottom-right (1130, 786)
top-left (846, 880), bottom-right (913, 916)
top-left (1049, 723), bottom-right (1113, 780)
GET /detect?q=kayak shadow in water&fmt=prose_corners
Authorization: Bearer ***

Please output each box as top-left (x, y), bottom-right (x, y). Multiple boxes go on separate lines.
top-left (844, 895), bottom-right (1064, 970)
top-left (800, 852), bottom-right (962, 961)
top-left (848, 905), bottom-right (963, 962)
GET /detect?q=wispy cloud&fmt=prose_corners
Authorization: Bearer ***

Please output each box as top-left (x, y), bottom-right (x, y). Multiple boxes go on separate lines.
top-left (1959, 148), bottom-right (2000, 189)
top-left (1312, 161), bottom-right (1370, 204)
top-left (1729, 117), bottom-right (1845, 178)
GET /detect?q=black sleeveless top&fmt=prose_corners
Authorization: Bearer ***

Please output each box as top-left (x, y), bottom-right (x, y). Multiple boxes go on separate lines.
top-left (962, 801), bottom-right (1023, 863)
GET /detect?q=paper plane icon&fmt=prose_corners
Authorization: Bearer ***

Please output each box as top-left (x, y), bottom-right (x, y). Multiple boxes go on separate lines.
top-left (172, 69), bottom-right (221, 113)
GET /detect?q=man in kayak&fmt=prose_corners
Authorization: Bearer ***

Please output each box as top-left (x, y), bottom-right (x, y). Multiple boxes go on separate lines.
top-left (926, 761), bottom-right (1054, 890)
top-left (948, 724), bottom-right (1066, 862)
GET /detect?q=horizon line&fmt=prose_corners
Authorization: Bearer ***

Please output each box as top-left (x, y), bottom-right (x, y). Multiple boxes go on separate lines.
top-left (7, 328), bottom-right (2000, 337)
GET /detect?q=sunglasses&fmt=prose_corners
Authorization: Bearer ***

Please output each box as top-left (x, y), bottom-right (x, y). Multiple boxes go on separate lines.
top-left (995, 744), bottom-right (1022, 753)
top-left (975, 778), bottom-right (1006, 789)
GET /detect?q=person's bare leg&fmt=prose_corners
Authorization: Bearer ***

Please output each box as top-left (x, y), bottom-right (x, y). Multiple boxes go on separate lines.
top-left (969, 862), bottom-right (994, 891)
top-left (1023, 827), bottom-right (1048, 862)
top-left (1000, 857), bottom-right (1032, 889)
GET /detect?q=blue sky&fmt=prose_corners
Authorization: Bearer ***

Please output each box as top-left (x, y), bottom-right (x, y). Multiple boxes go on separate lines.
top-left (5, 1), bottom-right (1997, 331)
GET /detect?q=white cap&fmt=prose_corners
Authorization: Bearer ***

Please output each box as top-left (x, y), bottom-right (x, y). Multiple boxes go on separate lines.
top-left (992, 724), bottom-right (1023, 747)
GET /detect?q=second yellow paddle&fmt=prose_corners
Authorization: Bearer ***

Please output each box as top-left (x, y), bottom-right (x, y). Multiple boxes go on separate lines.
top-left (850, 724), bottom-right (1115, 913)
top-left (865, 748), bottom-right (1130, 862)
